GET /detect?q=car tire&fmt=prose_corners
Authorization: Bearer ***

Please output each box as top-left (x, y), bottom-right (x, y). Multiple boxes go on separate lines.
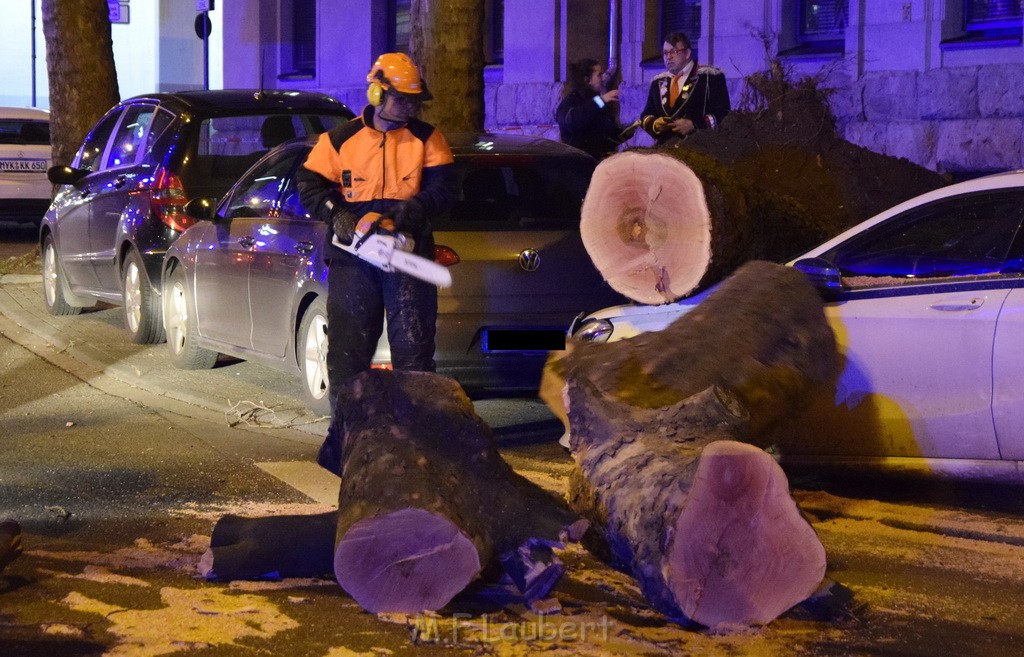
top-left (164, 266), bottom-right (218, 370)
top-left (122, 248), bottom-right (165, 344)
top-left (41, 234), bottom-right (83, 317)
top-left (297, 298), bottom-right (331, 417)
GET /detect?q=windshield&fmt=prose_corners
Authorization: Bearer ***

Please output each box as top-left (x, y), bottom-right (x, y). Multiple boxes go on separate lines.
top-left (436, 156), bottom-right (596, 230)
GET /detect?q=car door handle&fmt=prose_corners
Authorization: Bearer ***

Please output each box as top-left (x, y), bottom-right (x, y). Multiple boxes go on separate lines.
top-left (296, 241), bottom-right (315, 254)
top-left (929, 297), bottom-right (984, 312)
top-left (113, 175), bottom-right (127, 189)
top-left (238, 236), bottom-right (256, 249)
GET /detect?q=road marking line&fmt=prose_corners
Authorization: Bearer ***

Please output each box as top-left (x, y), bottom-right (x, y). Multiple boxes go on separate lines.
top-left (256, 461), bottom-right (339, 506)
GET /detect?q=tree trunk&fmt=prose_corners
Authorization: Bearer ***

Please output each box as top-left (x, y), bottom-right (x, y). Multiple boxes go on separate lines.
top-left (42, 0), bottom-right (120, 167)
top-left (565, 379), bottom-right (826, 629)
top-left (563, 260), bottom-right (838, 439)
top-left (331, 369), bottom-right (578, 614)
top-left (410, 0), bottom-right (484, 133)
top-left (584, 68), bottom-right (949, 305)
top-left (555, 261), bottom-right (836, 627)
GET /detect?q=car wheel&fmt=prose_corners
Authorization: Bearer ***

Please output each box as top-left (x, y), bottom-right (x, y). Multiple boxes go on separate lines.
top-left (41, 234), bottom-right (83, 316)
top-left (122, 248), bottom-right (166, 344)
top-left (297, 298), bottom-right (331, 417)
top-left (164, 266), bottom-right (218, 370)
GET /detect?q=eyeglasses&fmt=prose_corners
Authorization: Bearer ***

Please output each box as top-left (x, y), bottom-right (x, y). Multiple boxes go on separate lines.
top-left (662, 48), bottom-right (688, 57)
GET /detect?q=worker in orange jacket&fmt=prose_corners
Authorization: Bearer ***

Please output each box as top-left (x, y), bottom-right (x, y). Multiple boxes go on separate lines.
top-left (297, 53), bottom-right (456, 474)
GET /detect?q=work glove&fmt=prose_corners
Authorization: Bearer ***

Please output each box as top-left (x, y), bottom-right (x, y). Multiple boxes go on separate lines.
top-left (331, 207), bottom-right (360, 245)
top-left (391, 198), bottom-right (425, 235)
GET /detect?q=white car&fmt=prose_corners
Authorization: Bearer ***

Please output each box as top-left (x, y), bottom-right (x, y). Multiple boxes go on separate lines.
top-left (570, 170), bottom-right (1024, 481)
top-left (0, 106), bottom-right (51, 224)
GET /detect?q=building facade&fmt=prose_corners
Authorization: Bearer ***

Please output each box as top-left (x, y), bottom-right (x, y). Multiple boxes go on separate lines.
top-left (3, 1), bottom-right (1023, 174)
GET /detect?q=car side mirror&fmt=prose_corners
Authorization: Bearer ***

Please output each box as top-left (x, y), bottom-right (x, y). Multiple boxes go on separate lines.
top-left (47, 165), bottom-right (88, 186)
top-left (183, 197), bottom-right (218, 221)
top-left (792, 257), bottom-right (843, 293)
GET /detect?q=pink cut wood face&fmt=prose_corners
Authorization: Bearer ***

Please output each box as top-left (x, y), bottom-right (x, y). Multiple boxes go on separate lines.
top-left (334, 507), bottom-right (481, 614)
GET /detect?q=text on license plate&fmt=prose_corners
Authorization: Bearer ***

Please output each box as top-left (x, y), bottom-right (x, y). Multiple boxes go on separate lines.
top-left (0, 159), bottom-right (48, 172)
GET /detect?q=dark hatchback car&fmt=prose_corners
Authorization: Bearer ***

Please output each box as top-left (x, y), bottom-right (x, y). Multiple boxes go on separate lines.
top-left (163, 133), bottom-right (626, 414)
top-left (39, 90), bottom-right (353, 343)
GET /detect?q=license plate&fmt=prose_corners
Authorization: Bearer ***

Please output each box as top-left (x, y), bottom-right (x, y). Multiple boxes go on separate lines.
top-left (482, 328), bottom-right (566, 353)
top-left (0, 158), bottom-right (48, 173)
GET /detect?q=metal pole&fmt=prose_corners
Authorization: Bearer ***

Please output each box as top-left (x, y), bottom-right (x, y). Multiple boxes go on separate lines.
top-left (203, 11), bottom-right (210, 90)
top-left (31, 0), bottom-right (37, 107)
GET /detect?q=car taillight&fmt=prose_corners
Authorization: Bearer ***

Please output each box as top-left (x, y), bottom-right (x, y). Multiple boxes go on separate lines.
top-left (434, 245), bottom-right (460, 267)
top-left (151, 169), bottom-right (193, 233)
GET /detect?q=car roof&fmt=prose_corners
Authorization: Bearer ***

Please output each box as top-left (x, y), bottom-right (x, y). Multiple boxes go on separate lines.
top-left (0, 106), bottom-right (50, 120)
top-left (280, 130), bottom-right (594, 160)
top-left (119, 89), bottom-right (352, 116)
top-left (445, 132), bottom-right (595, 159)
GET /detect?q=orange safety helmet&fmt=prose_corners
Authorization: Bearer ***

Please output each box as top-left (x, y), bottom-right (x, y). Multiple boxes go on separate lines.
top-left (366, 53), bottom-right (432, 105)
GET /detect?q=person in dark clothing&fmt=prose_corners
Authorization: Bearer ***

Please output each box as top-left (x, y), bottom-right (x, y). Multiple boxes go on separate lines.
top-left (639, 31), bottom-right (730, 144)
top-left (555, 58), bottom-right (622, 159)
top-left (295, 53), bottom-right (456, 475)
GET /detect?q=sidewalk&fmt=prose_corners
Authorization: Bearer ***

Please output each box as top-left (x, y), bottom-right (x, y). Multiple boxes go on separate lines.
top-left (0, 275), bottom-right (330, 442)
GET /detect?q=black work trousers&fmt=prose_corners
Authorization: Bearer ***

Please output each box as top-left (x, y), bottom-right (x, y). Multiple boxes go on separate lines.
top-left (317, 253), bottom-right (437, 474)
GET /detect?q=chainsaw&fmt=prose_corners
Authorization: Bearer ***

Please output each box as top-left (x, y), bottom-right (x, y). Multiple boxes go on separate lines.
top-left (331, 212), bottom-right (453, 288)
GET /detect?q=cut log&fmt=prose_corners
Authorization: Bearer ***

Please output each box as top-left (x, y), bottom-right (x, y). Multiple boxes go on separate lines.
top-left (331, 369), bottom-right (579, 614)
top-left (558, 261), bottom-right (836, 627)
top-left (563, 260), bottom-right (838, 439)
top-left (583, 68), bottom-right (948, 304)
top-left (566, 380), bottom-right (826, 628)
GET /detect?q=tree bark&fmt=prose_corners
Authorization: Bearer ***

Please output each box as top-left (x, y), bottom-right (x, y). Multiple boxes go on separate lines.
top-left (565, 379), bottom-right (826, 628)
top-left (555, 261), bottom-right (836, 627)
top-left (42, 0), bottom-right (120, 167)
top-left (410, 0), bottom-right (484, 133)
top-left (563, 260), bottom-right (838, 439)
top-left (331, 369), bottom-right (578, 614)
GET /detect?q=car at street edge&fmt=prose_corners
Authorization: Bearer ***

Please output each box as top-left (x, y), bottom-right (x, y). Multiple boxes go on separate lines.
top-left (0, 106), bottom-right (51, 225)
top-left (39, 90), bottom-right (353, 344)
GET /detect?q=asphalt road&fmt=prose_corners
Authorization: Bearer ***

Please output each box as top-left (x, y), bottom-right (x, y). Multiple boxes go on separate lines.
top-left (3, 241), bottom-right (1024, 655)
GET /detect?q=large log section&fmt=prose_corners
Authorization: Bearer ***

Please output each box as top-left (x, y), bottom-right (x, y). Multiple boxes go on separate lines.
top-left (585, 69), bottom-right (948, 305)
top-left (560, 261), bottom-right (837, 628)
top-left (331, 370), bottom-right (579, 614)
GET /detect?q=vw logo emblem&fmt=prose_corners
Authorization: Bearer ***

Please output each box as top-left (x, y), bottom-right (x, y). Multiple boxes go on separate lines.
top-left (518, 248), bottom-right (541, 272)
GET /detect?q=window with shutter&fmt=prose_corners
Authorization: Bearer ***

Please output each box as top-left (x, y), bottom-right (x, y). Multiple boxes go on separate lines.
top-left (965, 0), bottom-right (1023, 33)
top-left (660, 1), bottom-right (701, 60)
top-left (798, 0), bottom-right (849, 43)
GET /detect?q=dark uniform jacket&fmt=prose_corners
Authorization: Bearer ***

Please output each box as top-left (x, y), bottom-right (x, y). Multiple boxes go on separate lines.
top-left (640, 64), bottom-right (730, 144)
top-left (555, 89), bottom-right (620, 159)
top-left (296, 104), bottom-right (455, 258)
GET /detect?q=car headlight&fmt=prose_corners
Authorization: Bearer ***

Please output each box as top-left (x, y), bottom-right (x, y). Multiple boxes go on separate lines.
top-left (571, 318), bottom-right (614, 343)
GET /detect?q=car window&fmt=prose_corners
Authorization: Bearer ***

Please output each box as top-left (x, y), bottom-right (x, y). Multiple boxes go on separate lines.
top-left (222, 150), bottom-right (302, 219)
top-left (74, 110), bottom-right (122, 172)
top-left (824, 190), bottom-right (1024, 280)
top-left (436, 157), bottom-right (596, 230)
top-left (192, 112), bottom-right (347, 190)
top-left (105, 104), bottom-right (157, 169)
top-left (279, 154), bottom-right (313, 221)
top-left (141, 108), bottom-right (175, 161)
top-left (0, 119), bottom-right (49, 145)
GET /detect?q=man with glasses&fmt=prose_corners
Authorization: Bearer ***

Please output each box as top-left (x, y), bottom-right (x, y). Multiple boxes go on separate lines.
top-left (639, 32), bottom-right (730, 144)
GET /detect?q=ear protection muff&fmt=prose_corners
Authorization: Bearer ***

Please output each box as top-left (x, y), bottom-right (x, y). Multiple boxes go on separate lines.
top-left (367, 81), bottom-right (384, 106)
top-left (367, 70), bottom-right (386, 106)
